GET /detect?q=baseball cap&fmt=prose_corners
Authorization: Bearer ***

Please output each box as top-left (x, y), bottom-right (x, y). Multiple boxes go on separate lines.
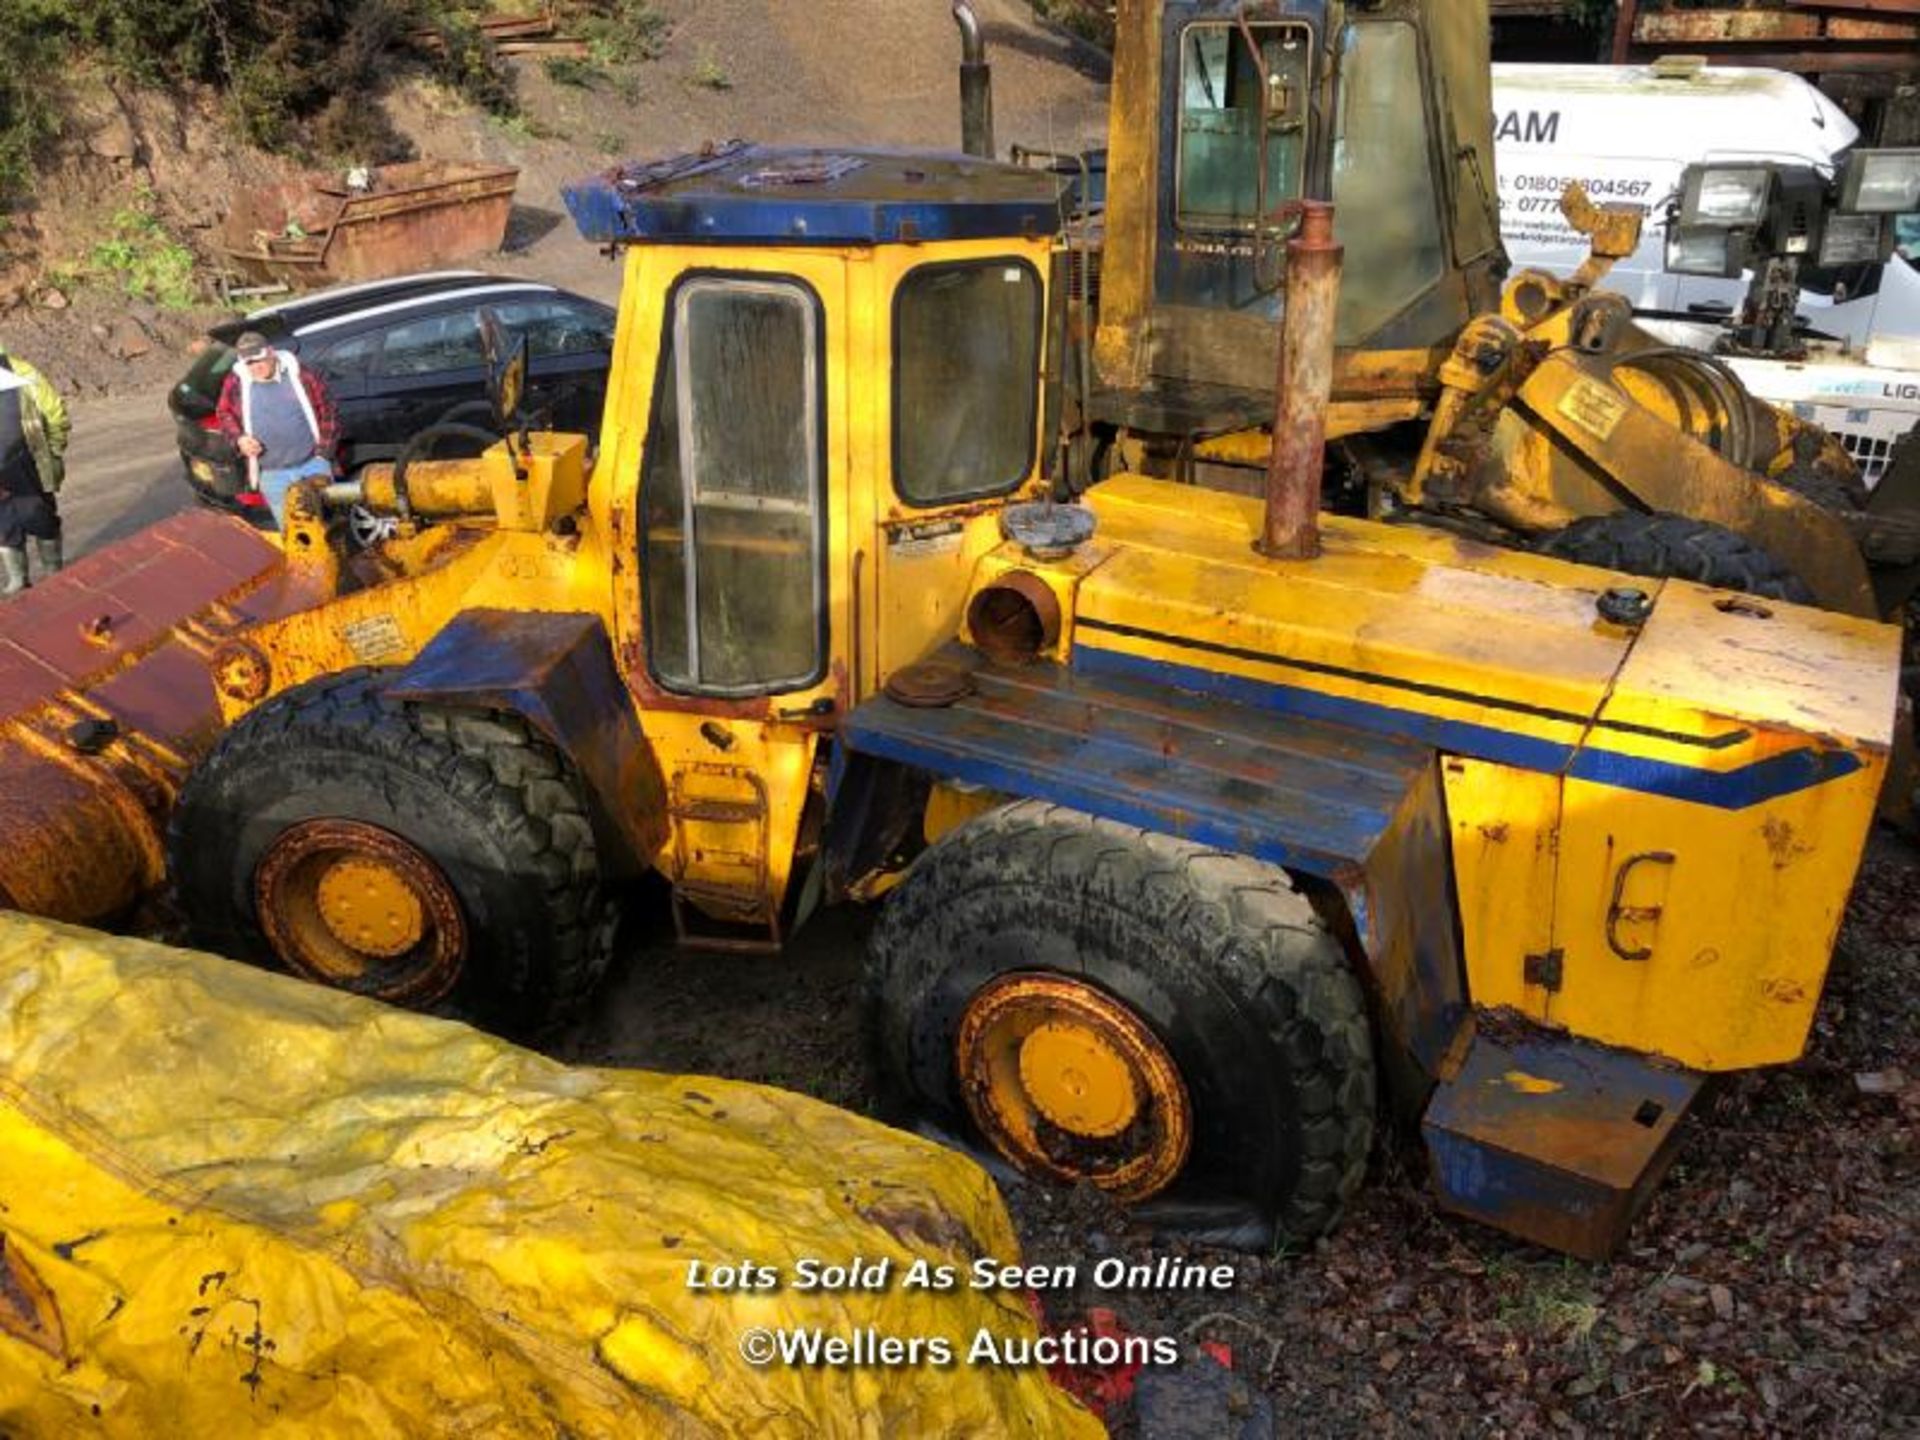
top-left (234, 331), bottom-right (274, 361)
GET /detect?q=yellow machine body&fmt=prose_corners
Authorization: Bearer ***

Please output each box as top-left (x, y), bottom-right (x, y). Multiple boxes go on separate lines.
top-left (1007, 477), bottom-right (1895, 1072)
top-left (214, 208), bottom-right (1894, 1074)
top-left (219, 228), bottom-right (1055, 937)
top-left (4, 144), bottom-right (1897, 1262)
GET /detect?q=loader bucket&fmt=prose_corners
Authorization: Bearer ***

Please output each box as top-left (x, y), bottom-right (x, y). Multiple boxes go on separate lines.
top-left (0, 509), bottom-right (322, 926)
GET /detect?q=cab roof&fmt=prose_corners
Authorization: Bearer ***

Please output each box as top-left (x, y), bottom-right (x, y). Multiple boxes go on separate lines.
top-left (563, 143), bottom-right (1066, 248)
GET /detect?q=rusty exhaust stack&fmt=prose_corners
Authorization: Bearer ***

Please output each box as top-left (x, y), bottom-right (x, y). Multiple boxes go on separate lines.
top-left (1258, 201), bottom-right (1343, 560)
top-left (952, 2), bottom-right (995, 159)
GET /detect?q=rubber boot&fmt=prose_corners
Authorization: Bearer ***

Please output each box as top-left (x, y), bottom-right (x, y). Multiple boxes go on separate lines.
top-left (0, 546), bottom-right (26, 596)
top-left (30, 534), bottom-right (61, 577)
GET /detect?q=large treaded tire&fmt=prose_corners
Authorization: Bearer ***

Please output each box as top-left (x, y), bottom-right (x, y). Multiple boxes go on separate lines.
top-left (170, 668), bottom-right (615, 1035)
top-left (868, 800), bottom-right (1375, 1242)
top-left (1539, 512), bottom-right (1815, 604)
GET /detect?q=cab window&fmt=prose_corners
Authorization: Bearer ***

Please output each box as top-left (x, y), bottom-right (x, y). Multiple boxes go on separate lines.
top-left (1331, 22), bottom-right (1447, 341)
top-left (894, 259), bottom-right (1042, 505)
top-left (640, 275), bottom-right (826, 696)
top-left (1176, 22), bottom-right (1311, 230)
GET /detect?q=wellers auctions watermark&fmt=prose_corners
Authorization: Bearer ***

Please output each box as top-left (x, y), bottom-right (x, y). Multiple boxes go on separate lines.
top-left (690, 1254), bottom-right (1236, 1372)
top-left (736, 1322), bottom-right (1178, 1370)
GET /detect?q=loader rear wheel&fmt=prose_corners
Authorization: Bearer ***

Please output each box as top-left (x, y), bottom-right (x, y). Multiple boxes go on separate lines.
top-left (1539, 513), bottom-right (1814, 604)
top-left (169, 669), bottom-right (614, 1035)
top-left (868, 800), bottom-right (1374, 1242)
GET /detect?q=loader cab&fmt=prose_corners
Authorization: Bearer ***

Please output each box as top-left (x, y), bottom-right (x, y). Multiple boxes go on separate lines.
top-left (1092, 0), bottom-right (1503, 435)
top-left (565, 146), bottom-right (1061, 941)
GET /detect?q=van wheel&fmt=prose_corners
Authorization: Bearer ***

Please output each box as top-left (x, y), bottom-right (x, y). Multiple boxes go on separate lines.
top-left (169, 669), bottom-right (615, 1035)
top-left (868, 801), bottom-right (1374, 1242)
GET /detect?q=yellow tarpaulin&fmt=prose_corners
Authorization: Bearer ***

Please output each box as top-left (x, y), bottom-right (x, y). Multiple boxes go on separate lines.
top-left (0, 916), bottom-right (1100, 1437)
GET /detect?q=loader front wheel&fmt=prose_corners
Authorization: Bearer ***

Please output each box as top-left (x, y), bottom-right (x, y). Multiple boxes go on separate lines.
top-left (1539, 512), bottom-right (1814, 604)
top-left (170, 669), bottom-right (614, 1035)
top-left (868, 801), bottom-right (1374, 1242)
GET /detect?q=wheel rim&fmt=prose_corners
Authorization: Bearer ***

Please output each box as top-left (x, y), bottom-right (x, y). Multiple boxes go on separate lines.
top-left (255, 819), bottom-right (467, 1005)
top-left (955, 973), bottom-right (1192, 1201)
top-left (347, 503), bottom-right (399, 550)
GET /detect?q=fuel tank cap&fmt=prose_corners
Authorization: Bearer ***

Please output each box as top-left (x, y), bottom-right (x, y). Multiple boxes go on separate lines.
top-left (1001, 502), bottom-right (1096, 561)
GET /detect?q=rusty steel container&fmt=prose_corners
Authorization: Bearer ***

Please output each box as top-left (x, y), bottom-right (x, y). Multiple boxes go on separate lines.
top-left (220, 160), bottom-right (520, 289)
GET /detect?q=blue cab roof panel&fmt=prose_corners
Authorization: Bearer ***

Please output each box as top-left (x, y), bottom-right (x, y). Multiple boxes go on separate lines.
top-left (564, 143), bottom-right (1067, 247)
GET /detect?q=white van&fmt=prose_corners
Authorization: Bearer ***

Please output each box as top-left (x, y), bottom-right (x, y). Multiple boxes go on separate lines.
top-left (1492, 61), bottom-right (1920, 484)
top-left (1491, 61), bottom-right (1920, 346)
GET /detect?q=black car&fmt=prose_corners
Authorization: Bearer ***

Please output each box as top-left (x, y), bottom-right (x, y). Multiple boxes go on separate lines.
top-left (171, 270), bottom-right (615, 542)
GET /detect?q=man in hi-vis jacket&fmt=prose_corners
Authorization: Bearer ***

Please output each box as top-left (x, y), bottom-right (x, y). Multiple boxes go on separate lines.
top-left (0, 344), bottom-right (70, 596)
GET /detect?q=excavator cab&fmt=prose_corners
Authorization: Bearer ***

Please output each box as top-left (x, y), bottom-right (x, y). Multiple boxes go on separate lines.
top-left (1092, 0), bottom-right (1503, 438)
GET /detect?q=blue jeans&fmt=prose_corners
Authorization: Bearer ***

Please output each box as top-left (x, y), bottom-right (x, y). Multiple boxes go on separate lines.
top-left (257, 455), bottom-right (333, 530)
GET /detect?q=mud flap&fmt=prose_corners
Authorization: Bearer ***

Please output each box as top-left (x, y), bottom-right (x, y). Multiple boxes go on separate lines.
top-left (1422, 1030), bottom-right (1705, 1261)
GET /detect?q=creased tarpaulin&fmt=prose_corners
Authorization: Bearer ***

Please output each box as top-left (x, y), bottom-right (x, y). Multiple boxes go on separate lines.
top-left (0, 916), bottom-right (1100, 1437)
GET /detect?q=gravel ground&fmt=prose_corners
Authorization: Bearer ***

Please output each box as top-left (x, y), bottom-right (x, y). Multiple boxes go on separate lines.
top-left (555, 833), bottom-right (1920, 1437)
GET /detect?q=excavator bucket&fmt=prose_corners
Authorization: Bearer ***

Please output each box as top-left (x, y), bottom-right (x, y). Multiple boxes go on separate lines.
top-left (0, 509), bottom-right (323, 926)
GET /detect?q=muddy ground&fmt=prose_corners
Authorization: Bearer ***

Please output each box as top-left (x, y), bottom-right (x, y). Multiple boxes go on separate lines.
top-left (558, 835), bottom-right (1920, 1438)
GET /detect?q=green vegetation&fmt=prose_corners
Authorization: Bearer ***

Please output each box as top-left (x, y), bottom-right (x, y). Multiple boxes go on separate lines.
top-left (1030, 0), bottom-right (1114, 48)
top-left (574, 0), bottom-right (668, 66)
top-left (0, 0), bottom-right (671, 204)
top-left (1494, 1261), bottom-right (1603, 1346)
top-left (689, 46), bottom-right (731, 92)
top-left (51, 186), bottom-right (198, 308)
top-left (544, 55), bottom-right (601, 89)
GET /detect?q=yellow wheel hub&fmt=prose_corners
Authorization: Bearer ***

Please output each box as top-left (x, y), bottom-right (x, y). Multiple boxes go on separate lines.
top-left (254, 819), bottom-right (468, 1005)
top-left (314, 856), bottom-right (427, 959)
top-left (1017, 1022), bottom-right (1140, 1138)
top-left (956, 973), bottom-right (1191, 1201)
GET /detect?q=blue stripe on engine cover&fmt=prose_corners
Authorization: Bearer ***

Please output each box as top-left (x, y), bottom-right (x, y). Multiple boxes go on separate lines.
top-left (1071, 643), bottom-right (1862, 811)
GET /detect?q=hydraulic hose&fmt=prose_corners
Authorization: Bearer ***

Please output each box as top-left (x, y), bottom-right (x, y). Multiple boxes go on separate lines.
top-left (1607, 346), bottom-right (1760, 473)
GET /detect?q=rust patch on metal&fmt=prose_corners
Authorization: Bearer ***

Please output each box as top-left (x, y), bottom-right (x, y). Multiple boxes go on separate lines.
top-left (966, 572), bottom-right (1061, 666)
top-left (255, 818), bottom-right (468, 1006)
top-left (955, 972), bottom-right (1192, 1202)
top-left (212, 642), bottom-right (271, 704)
top-left (1761, 816), bottom-right (1813, 871)
top-left (1259, 201), bottom-right (1342, 560)
top-left (885, 658), bottom-right (978, 709)
top-left (0, 1234), bottom-right (66, 1361)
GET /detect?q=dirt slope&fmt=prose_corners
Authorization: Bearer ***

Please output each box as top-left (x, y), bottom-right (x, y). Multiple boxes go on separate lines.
top-left (9, 1), bottom-right (1109, 399)
top-left (397, 0), bottom-right (1110, 299)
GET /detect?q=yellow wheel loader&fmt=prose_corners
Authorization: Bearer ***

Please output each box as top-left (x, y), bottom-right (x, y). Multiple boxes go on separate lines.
top-left (0, 140), bottom-right (1898, 1262)
top-left (1068, 0), bottom-right (1912, 619)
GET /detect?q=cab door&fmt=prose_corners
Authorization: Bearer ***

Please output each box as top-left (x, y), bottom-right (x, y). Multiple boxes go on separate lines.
top-left (617, 258), bottom-right (848, 946)
top-left (871, 249), bottom-right (1049, 682)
